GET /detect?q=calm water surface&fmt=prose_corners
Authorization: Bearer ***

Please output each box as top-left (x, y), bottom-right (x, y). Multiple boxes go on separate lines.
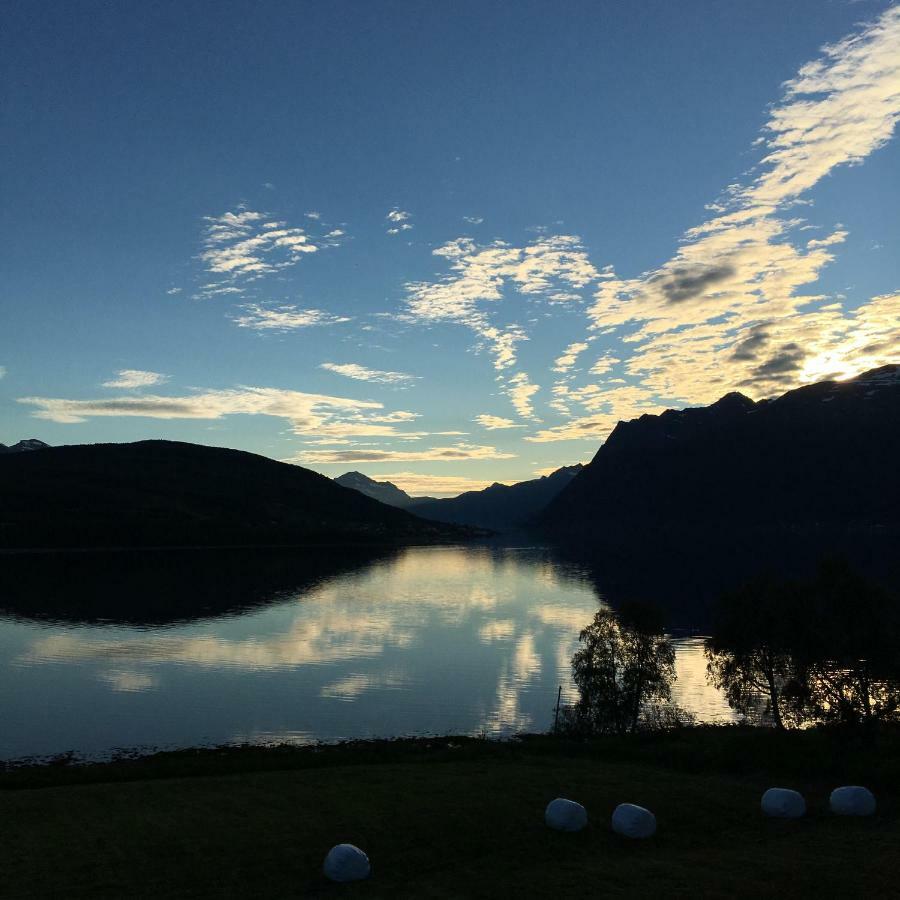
top-left (0, 545), bottom-right (733, 759)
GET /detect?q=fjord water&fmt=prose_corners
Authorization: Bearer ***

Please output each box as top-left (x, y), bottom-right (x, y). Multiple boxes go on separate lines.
top-left (0, 545), bottom-right (732, 760)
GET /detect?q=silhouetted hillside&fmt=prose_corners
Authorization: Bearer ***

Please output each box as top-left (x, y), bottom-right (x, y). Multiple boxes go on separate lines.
top-left (334, 471), bottom-right (436, 508)
top-left (540, 366), bottom-right (900, 549)
top-left (0, 440), bottom-right (464, 549)
top-left (412, 465), bottom-right (583, 530)
top-left (0, 438), bottom-right (49, 454)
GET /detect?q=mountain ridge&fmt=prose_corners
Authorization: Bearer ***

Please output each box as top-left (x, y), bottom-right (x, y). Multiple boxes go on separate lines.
top-left (0, 439), bottom-right (466, 549)
top-left (540, 365), bottom-right (900, 543)
top-left (0, 438), bottom-right (49, 454)
top-left (333, 471), bottom-right (437, 508)
top-left (411, 465), bottom-right (583, 530)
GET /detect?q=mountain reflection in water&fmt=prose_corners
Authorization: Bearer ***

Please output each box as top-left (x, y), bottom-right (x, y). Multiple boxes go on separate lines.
top-left (0, 545), bottom-right (733, 759)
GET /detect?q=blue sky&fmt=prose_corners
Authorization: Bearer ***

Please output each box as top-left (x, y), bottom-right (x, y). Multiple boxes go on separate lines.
top-left (2, 0), bottom-right (899, 494)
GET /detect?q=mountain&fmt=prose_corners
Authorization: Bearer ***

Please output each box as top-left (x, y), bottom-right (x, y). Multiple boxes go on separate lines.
top-left (0, 440), bottom-right (465, 550)
top-left (539, 365), bottom-right (900, 547)
top-left (412, 465), bottom-right (583, 530)
top-left (0, 438), bottom-right (49, 454)
top-left (334, 471), bottom-right (437, 508)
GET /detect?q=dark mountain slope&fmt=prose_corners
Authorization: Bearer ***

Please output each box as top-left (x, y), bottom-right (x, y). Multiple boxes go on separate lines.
top-left (0, 438), bottom-right (49, 454)
top-left (0, 440), bottom-right (462, 549)
top-left (539, 365), bottom-right (900, 545)
top-left (334, 471), bottom-right (436, 508)
top-left (412, 465), bottom-right (583, 530)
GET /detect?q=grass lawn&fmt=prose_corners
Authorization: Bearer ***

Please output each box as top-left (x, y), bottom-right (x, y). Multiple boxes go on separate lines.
top-left (1, 728), bottom-right (897, 898)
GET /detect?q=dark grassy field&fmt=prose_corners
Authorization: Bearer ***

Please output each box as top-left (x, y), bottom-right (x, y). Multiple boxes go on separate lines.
top-left (1, 728), bottom-right (897, 898)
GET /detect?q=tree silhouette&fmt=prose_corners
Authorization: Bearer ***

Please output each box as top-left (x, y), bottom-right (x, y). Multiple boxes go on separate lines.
top-left (796, 559), bottom-right (900, 729)
top-left (566, 602), bottom-right (677, 735)
top-left (704, 577), bottom-right (806, 730)
top-left (705, 562), bottom-right (900, 731)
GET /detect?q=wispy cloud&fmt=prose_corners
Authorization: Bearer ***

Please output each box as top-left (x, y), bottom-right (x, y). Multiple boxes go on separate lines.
top-left (386, 209), bottom-right (411, 223)
top-left (101, 369), bottom-right (169, 389)
top-left (386, 208), bottom-right (414, 235)
top-left (506, 373), bottom-right (540, 420)
top-left (552, 341), bottom-right (589, 374)
top-left (474, 414), bottom-right (525, 430)
top-left (463, 216), bottom-right (484, 225)
top-left (0, 366), bottom-right (6, 380)
top-left (17, 386), bottom-right (432, 439)
top-left (401, 233), bottom-right (600, 423)
top-left (526, 384), bottom-right (667, 442)
top-left (320, 362), bottom-right (418, 385)
top-left (194, 208), bottom-right (343, 300)
top-left (291, 442), bottom-right (516, 464)
top-left (521, 7), bottom-right (900, 444)
top-left (231, 304), bottom-right (351, 332)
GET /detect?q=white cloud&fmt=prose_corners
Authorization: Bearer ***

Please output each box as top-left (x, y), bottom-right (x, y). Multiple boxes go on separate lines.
top-left (101, 369), bottom-right (169, 389)
top-left (463, 216), bottom-right (484, 225)
top-left (506, 373), bottom-right (540, 420)
top-left (194, 208), bottom-right (342, 300)
top-left (474, 414), bottom-right (525, 430)
top-left (17, 386), bottom-right (429, 439)
top-left (0, 366), bottom-right (6, 380)
top-left (386, 209), bottom-right (414, 234)
top-left (402, 233), bottom-right (600, 420)
top-left (552, 341), bottom-right (589, 374)
top-left (231, 304), bottom-right (351, 332)
top-left (526, 384), bottom-right (668, 442)
top-left (291, 442), bottom-right (516, 464)
top-left (589, 353), bottom-right (620, 376)
top-left (550, 6), bottom-right (900, 441)
top-left (320, 362), bottom-right (418, 385)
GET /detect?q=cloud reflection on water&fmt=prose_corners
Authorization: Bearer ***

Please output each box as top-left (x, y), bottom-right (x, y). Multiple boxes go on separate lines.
top-left (4, 546), bottom-right (735, 758)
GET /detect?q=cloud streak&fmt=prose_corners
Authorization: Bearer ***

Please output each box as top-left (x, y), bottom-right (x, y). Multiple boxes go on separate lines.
top-left (17, 386), bottom-right (432, 439)
top-left (102, 369), bottom-right (169, 389)
top-left (320, 362), bottom-right (417, 385)
top-left (292, 442), bottom-right (516, 464)
top-left (231, 304), bottom-right (351, 332)
top-left (474, 414), bottom-right (525, 430)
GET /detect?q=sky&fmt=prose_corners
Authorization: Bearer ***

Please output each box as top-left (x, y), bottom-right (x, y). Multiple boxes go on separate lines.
top-left (2, 1), bottom-right (899, 496)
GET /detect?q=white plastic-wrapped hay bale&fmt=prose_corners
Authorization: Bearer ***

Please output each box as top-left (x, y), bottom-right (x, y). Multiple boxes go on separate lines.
top-left (323, 844), bottom-right (371, 882)
top-left (761, 788), bottom-right (806, 818)
top-left (611, 803), bottom-right (656, 838)
top-left (545, 797), bottom-right (588, 832)
top-left (830, 786), bottom-right (876, 817)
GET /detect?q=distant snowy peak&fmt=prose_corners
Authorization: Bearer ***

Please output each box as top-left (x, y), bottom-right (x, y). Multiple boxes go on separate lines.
top-left (0, 438), bottom-right (50, 454)
top-left (334, 471), bottom-right (434, 509)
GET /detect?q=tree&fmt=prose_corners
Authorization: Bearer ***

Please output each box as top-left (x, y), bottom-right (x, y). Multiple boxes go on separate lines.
top-left (566, 602), bottom-right (677, 735)
top-left (705, 562), bottom-right (900, 732)
top-left (704, 576), bottom-right (806, 730)
top-left (795, 559), bottom-right (900, 730)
